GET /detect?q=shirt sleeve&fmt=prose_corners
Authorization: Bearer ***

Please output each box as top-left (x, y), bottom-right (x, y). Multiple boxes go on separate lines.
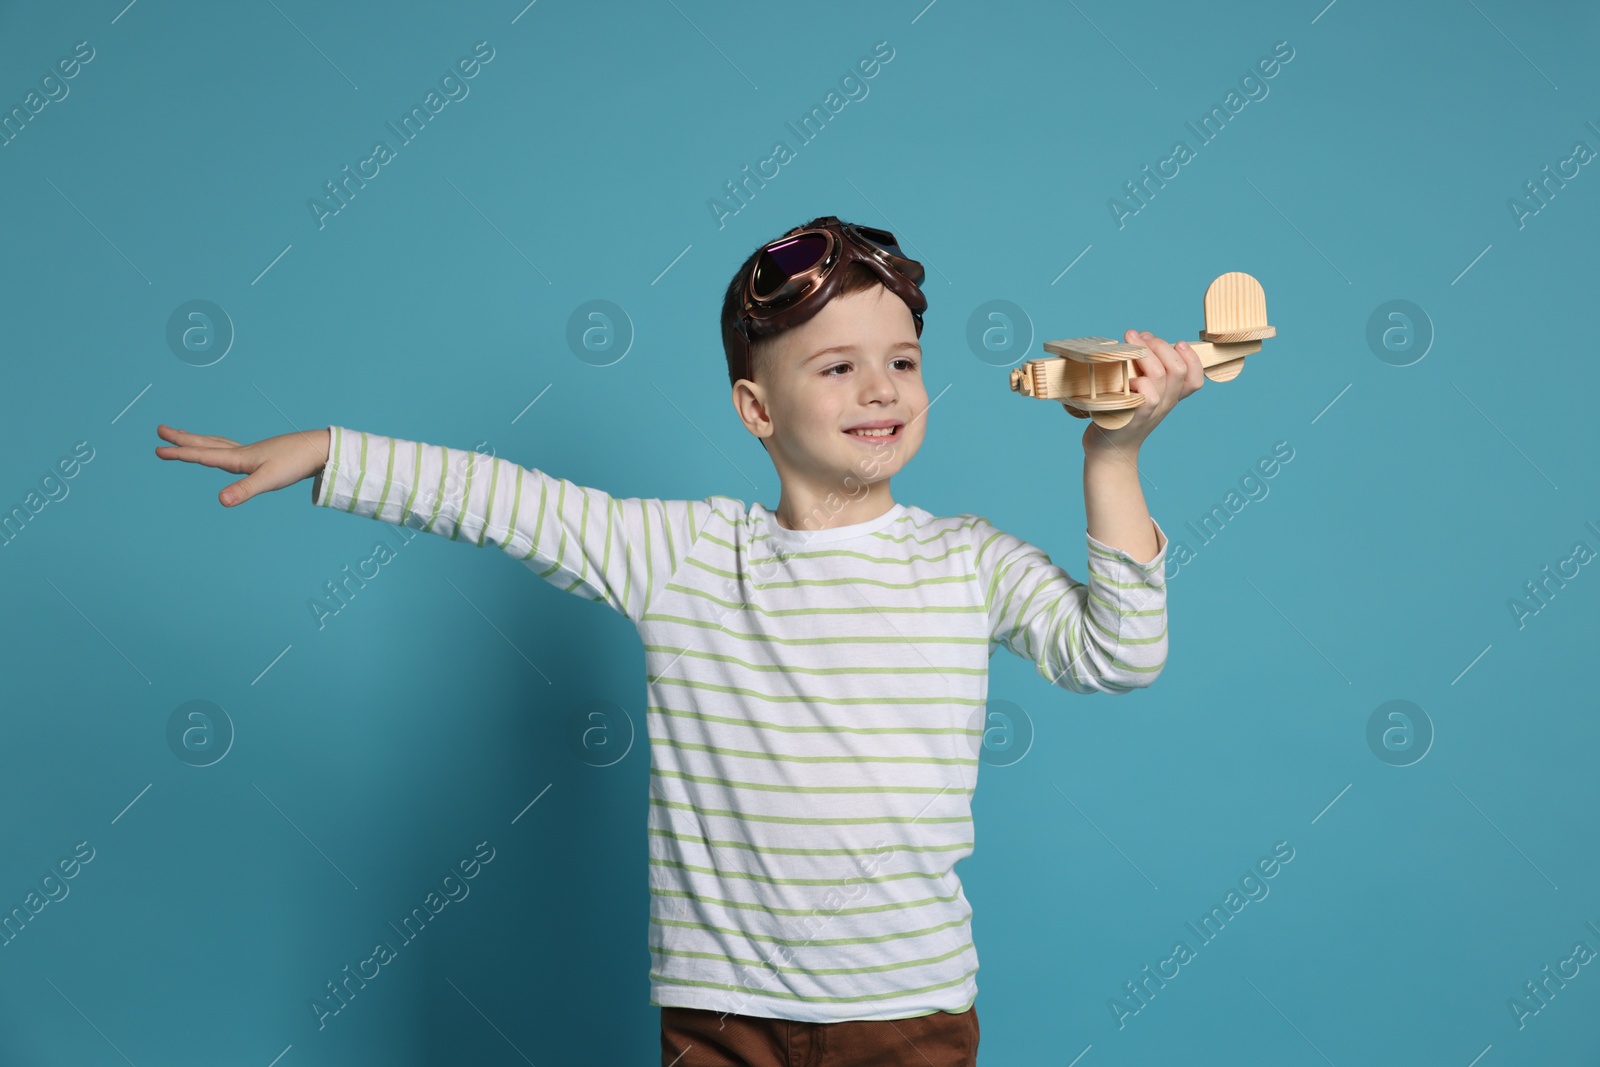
top-left (311, 425), bottom-right (709, 625)
top-left (972, 515), bottom-right (1168, 694)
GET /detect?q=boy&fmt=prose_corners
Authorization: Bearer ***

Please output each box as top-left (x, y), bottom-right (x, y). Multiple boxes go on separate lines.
top-left (156, 214), bottom-right (1199, 1066)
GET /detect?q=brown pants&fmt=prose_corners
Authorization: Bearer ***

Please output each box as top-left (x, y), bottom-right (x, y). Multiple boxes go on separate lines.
top-left (660, 1003), bottom-right (979, 1067)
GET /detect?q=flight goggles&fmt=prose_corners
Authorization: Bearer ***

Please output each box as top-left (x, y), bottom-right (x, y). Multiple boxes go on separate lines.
top-left (732, 217), bottom-right (927, 383)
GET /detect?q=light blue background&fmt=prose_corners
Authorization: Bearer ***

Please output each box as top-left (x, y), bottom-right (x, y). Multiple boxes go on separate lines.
top-left (2, 0), bottom-right (1596, 1063)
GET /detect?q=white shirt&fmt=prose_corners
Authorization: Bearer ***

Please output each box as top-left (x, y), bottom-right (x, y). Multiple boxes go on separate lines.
top-left (315, 425), bottom-right (1169, 1022)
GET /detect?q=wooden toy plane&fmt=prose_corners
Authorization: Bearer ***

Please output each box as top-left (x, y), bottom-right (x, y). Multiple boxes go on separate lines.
top-left (1008, 272), bottom-right (1277, 429)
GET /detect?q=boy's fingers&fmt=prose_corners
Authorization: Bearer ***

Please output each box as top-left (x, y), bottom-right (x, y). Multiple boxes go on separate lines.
top-left (1125, 330), bottom-right (1170, 378)
top-left (157, 424), bottom-right (203, 444)
top-left (1140, 331), bottom-right (1185, 373)
top-left (157, 424), bottom-right (241, 449)
top-left (1134, 344), bottom-right (1167, 384)
top-left (157, 445), bottom-right (247, 473)
top-left (219, 477), bottom-right (258, 507)
top-left (1143, 332), bottom-right (1201, 407)
top-left (1123, 329), bottom-right (1203, 415)
top-left (1175, 341), bottom-right (1205, 392)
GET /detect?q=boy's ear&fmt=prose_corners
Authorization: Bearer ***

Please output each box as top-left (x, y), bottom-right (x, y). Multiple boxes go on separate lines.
top-left (731, 379), bottom-right (773, 442)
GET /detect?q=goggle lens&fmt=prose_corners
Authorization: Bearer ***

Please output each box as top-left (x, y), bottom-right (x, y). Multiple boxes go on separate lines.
top-left (752, 232), bottom-right (830, 299)
top-left (850, 225), bottom-right (905, 258)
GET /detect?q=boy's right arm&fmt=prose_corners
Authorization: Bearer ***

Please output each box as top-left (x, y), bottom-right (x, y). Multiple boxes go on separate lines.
top-left (311, 425), bottom-right (709, 625)
top-left (156, 422), bottom-right (710, 626)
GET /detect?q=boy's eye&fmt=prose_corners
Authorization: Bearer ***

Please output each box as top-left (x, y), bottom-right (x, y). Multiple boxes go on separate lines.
top-left (821, 359), bottom-right (920, 376)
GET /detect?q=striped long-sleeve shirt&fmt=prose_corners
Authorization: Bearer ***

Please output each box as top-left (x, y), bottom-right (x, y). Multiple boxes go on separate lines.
top-left (312, 425), bottom-right (1169, 1023)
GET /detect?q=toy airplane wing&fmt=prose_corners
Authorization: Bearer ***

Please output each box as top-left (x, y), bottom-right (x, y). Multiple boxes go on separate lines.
top-left (1009, 273), bottom-right (1278, 429)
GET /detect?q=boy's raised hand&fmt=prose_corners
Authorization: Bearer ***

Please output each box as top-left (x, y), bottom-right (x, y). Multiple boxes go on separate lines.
top-left (1081, 330), bottom-right (1205, 455)
top-left (155, 424), bottom-right (330, 508)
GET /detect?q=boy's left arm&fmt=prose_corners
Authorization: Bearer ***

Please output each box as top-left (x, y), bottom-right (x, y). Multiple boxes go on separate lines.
top-left (1063, 329), bottom-right (1203, 688)
top-left (980, 330), bottom-right (1202, 694)
top-left (1082, 329), bottom-right (1205, 562)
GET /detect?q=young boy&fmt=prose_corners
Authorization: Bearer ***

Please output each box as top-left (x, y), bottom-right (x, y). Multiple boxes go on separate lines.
top-left (156, 214), bottom-right (1199, 1066)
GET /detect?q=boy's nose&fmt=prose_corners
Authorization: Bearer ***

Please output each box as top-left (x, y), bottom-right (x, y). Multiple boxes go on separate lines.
top-left (857, 366), bottom-right (897, 401)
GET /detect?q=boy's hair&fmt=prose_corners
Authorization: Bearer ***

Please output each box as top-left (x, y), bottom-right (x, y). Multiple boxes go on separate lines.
top-left (720, 218), bottom-right (888, 392)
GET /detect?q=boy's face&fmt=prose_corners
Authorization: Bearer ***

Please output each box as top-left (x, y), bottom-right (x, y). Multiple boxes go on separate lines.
top-left (733, 283), bottom-right (927, 502)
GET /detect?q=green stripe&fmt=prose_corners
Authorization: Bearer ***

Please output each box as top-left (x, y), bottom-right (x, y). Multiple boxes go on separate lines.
top-left (1008, 578), bottom-right (1051, 659)
top-left (373, 436), bottom-right (397, 517)
top-left (700, 506), bottom-right (970, 552)
top-left (647, 967), bottom-right (979, 1004)
top-left (343, 430), bottom-right (369, 514)
top-left (399, 441), bottom-right (424, 526)
top-left (647, 597), bottom-right (986, 624)
top-left (601, 492), bottom-right (617, 601)
top-left (535, 480), bottom-right (564, 577)
top-left (1023, 595), bottom-right (1165, 661)
top-left (651, 913), bottom-right (970, 948)
top-left (1088, 566), bottom-right (1162, 589)
top-left (650, 885), bottom-right (963, 918)
top-left (976, 531), bottom-right (1006, 608)
top-left (563, 487), bottom-right (591, 594)
top-left (649, 705), bottom-right (981, 738)
top-left (1087, 536), bottom-right (1164, 572)
top-left (650, 939), bottom-right (973, 977)
top-left (653, 767), bottom-right (972, 796)
top-left (695, 531), bottom-right (971, 568)
top-left (650, 857), bottom-right (949, 886)
top-left (652, 676), bottom-right (985, 708)
top-left (646, 499), bottom-right (706, 617)
top-left (649, 827), bottom-right (973, 857)
top-left (639, 495), bottom-right (654, 614)
top-left (973, 529), bottom-right (1006, 570)
top-left (650, 796), bottom-right (972, 826)
top-left (1066, 595), bottom-right (1091, 686)
top-left (1030, 598), bottom-right (1081, 687)
top-left (995, 557), bottom-right (1074, 638)
top-left (448, 446), bottom-right (475, 540)
top-left (1088, 586), bottom-right (1163, 617)
top-left (702, 504), bottom-right (745, 535)
top-left (323, 426), bottom-right (343, 506)
top-left (1086, 538), bottom-right (1124, 560)
top-left (992, 559), bottom-right (1024, 638)
top-left (651, 737), bottom-right (978, 767)
top-left (873, 515), bottom-right (981, 546)
top-left (474, 455), bottom-right (501, 547)
top-left (1042, 637), bottom-right (1162, 686)
top-left (642, 644), bottom-right (985, 678)
top-left (497, 462), bottom-right (524, 550)
top-left (422, 444), bottom-right (449, 533)
top-left (1084, 603), bottom-right (1118, 644)
top-left (687, 558), bottom-right (974, 593)
top-left (836, 513), bottom-right (975, 547)
top-left (523, 475), bottom-right (548, 560)
top-left (1107, 623), bottom-right (1166, 646)
top-left (658, 498), bottom-right (676, 592)
top-left (643, 617), bottom-right (979, 652)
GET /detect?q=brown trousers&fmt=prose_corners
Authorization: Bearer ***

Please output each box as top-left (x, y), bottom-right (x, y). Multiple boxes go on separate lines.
top-left (660, 1003), bottom-right (979, 1067)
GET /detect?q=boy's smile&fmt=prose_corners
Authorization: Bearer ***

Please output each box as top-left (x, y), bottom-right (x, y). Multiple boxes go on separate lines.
top-left (732, 284), bottom-right (928, 532)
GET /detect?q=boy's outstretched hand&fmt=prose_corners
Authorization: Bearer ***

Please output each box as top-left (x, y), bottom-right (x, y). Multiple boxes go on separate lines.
top-left (155, 424), bottom-right (330, 507)
top-left (1081, 329), bottom-right (1205, 457)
